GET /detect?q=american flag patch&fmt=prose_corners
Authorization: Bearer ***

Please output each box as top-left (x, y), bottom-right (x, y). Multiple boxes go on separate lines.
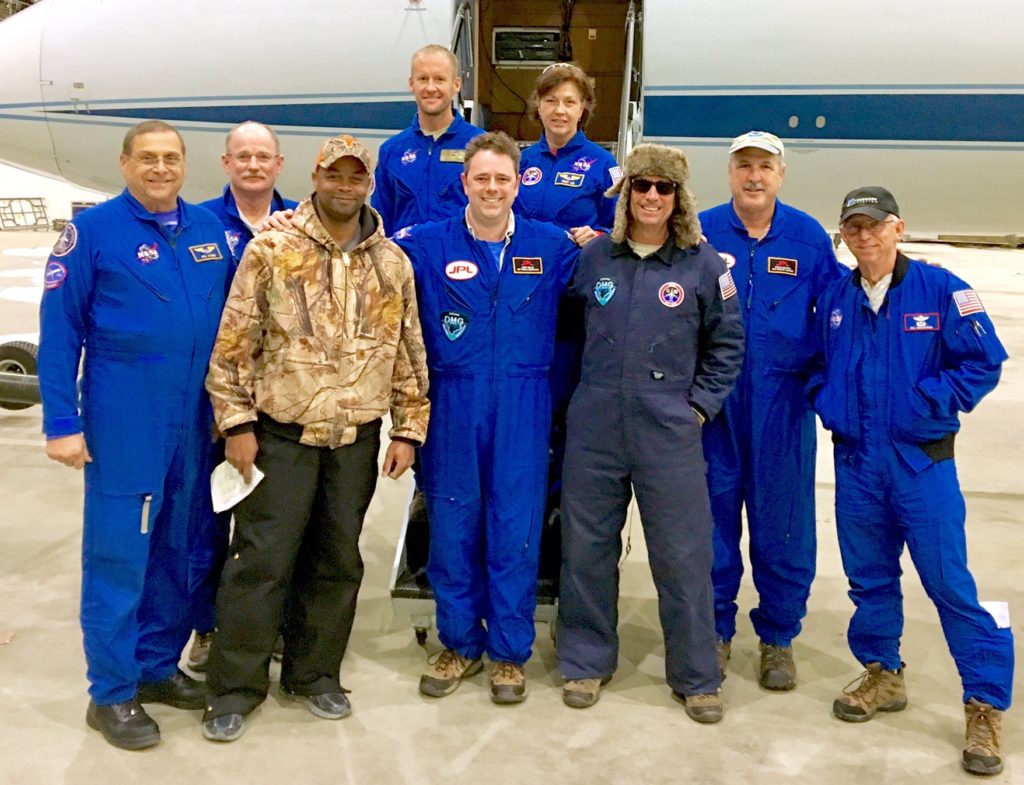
top-left (953, 289), bottom-right (985, 316)
top-left (719, 271), bottom-right (737, 300)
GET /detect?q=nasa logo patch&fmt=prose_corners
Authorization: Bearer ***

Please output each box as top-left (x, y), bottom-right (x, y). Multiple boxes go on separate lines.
top-left (904, 312), bottom-right (940, 332)
top-left (225, 230), bottom-right (241, 255)
top-left (136, 243), bottom-right (160, 264)
top-left (51, 222), bottom-right (77, 257)
top-left (830, 308), bottom-right (843, 330)
top-left (571, 157), bottom-right (594, 173)
top-left (43, 260), bottom-right (67, 290)
top-left (401, 148), bottom-right (418, 166)
top-left (594, 277), bottom-right (616, 306)
top-left (658, 282), bottom-right (684, 308)
top-left (441, 311), bottom-right (469, 341)
top-left (445, 260), bottom-right (479, 281)
top-left (522, 167), bottom-right (542, 186)
top-left (718, 252), bottom-right (736, 269)
top-left (393, 226), bottom-right (412, 240)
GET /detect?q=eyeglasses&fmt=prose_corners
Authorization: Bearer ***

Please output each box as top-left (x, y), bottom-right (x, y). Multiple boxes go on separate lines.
top-left (130, 153), bottom-right (183, 168)
top-left (839, 217), bottom-right (897, 236)
top-left (630, 178), bottom-right (676, 196)
top-left (227, 152), bottom-right (279, 164)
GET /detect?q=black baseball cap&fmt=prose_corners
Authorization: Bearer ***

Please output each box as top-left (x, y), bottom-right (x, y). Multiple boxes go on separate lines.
top-left (839, 186), bottom-right (900, 223)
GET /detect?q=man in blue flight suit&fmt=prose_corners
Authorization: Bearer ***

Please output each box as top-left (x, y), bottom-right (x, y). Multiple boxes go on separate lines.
top-left (188, 120), bottom-right (296, 672)
top-left (372, 44), bottom-right (484, 235)
top-left (394, 131), bottom-right (579, 704)
top-left (38, 120), bottom-right (231, 750)
top-left (557, 144), bottom-right (745, 721)
top-left (809, 187), bottom-right (1013, 776)
top-left (700, 131), bottom-right (846, 690)
top-left (200, 121), bottom-right (297, 265)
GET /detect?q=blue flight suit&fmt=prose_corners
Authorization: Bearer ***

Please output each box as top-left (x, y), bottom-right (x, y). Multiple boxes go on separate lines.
top-left (558, 237), bottom-right (745, 695)
top-left (372, 111), bottom-right (484, 235)
top-left (809, 253), bottom-right (1013, 709)
top-left (700, 199), bottom-right (846, 646)
top-left (38, 190), bottom-right (231, 704)
top-left (395, 213), bottom-right (579, 664)
top-left (199, 185), bottom-right (297, 264)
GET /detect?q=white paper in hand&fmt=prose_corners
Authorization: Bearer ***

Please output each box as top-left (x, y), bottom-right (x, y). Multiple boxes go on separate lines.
top-left (210, 461), bottom-right (265, 513)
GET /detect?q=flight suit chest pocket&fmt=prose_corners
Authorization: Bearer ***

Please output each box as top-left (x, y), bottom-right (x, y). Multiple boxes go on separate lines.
top-left (112, 256), bottom-right (171, 302)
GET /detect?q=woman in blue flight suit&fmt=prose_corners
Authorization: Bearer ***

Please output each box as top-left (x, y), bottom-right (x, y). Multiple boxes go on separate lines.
top-left (514, 63), bottom-right (620, 585)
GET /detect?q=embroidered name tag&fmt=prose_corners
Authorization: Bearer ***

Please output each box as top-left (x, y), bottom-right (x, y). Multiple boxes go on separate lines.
top-left (189, 243), bottom-right (224, 263)
top-left (767, 256), bottom-right (798, 276)
top-left (903, 312), bottom-right (940, 332)
top-left (512, 257), bottom-right (543, 275)
top-left (554, 171), bottom-right (585, 188)
top-left (440, 148), bottom-right (466, 163)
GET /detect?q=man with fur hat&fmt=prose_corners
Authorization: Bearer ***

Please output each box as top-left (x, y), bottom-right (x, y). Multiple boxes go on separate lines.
top-left (699, 131), bottom-right (846, 690)
top-left (556, 144), bottom-right (745, 720)
top-left (201, 134), bottom-right (430, 741)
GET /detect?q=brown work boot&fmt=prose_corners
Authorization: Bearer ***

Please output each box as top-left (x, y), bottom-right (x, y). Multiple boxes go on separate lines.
top-left (186, 631), bottom-right (214, 672)
top-left (717, 640), bottom-right (731, 681)
top-left (490, 661), bottom-right (528, 704)
top-left (962, 698), bottom-right (1003, 776)
top-left (562, 676), bottom-right (611, 709)
top-left (672, 691), bottom-right (723, 724)
top-left (419, 648), bottom-right (482, 698)
top-left (758, 642), bottom-right (796, 691)
top-left (832, 662), bottom-right (907, 722)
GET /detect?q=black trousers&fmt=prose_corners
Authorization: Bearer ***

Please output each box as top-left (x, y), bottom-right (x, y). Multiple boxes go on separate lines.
top-left (205, 418), bottom-right (380, 718)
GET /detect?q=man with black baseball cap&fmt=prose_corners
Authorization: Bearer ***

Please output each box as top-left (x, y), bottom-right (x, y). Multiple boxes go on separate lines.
top-left (808, 186), bottom-right (1013, 776)
top-left (699, 131), bottom-right (845, 692)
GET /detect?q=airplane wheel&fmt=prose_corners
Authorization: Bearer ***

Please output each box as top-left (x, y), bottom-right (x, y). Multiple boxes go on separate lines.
top-left (0, 341), bottom-right (38, 410)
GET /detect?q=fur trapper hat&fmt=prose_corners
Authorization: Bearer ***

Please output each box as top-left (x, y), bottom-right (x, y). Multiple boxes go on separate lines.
top-left (605, 143), bottom-right (701, 249)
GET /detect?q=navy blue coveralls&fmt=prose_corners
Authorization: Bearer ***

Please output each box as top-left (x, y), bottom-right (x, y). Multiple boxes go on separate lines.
top-left (372, 111), bottom-right (484, 235)
top-left (809, 253), bottom-right (1014, 709)
top-left (38, 190), bottom-right (231, 704)
top-left (396, 213), bottom-right (579, 664)
top-left (700, 199), bottom-right (845, 646)
top-left (199, 184), bottom-right (297, 264)
top-left (557, 236), bottom-right (744, 695)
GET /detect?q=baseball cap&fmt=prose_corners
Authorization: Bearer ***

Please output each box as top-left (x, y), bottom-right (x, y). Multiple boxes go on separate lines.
top-left (316, 134), bottom-right (372, 172)
top-left (729, 130), bottom-right (785, 158)
top-left (839, 186), bottom-right (900, 223)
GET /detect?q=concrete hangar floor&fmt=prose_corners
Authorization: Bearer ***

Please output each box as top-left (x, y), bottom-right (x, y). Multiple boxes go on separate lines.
top-left (1, 229), bottom-right (1022, 785)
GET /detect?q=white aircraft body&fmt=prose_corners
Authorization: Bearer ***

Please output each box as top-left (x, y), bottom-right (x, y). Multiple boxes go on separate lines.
top-left (0, 0), bottom-right (1021, 240)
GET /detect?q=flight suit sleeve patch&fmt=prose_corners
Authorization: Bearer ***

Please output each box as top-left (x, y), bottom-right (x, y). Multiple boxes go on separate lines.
top-left (952, 289), bottom-right (985, 316)
top-left (718, 271), bottom-right (737, 301)
top-left (44, 260), bottom-right (67, 289)
top-left (609, 166), bottom-right (623, 185)
top-left (50, 222), bottom-right (78, 257)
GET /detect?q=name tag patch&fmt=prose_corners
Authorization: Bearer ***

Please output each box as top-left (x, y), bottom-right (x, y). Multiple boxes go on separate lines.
top-left (554, 171), bottom-right (584, 188)
top-left (512, 257), bottom-right (543, 275)
top-left (189, 243), bottom-right (223, 263)
top-left (445, 260), bottom-right (479, 281)
top-left (442, 311), bottom-right (469, 341)
top-left (658, 282), bottom-right (684, 308)
top-left (904, 312), bottom-right (940, 332)
top-left (440, 148), bottom-right (466, 163)
top-left (767, 256), bottom-right (798, 276)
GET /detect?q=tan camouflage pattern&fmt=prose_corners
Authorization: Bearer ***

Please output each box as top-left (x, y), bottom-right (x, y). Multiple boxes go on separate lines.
top-left (316, 134), bottom-right (373, 173)
top-left (206, 199), bottom-right (429, 448)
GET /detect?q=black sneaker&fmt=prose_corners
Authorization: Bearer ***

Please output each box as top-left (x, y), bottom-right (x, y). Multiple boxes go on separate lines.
top-left (280, 685), bottom-right (352, 719)
top-left (137, 669), bottom-right (207, 710)
top-left (86, 698), bottom-right (160, 750)
top-left (201, 713), bottom-right (246, 743)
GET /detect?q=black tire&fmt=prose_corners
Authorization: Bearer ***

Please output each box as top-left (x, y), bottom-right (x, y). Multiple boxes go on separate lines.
top-left (0, 341), bottom-right (39, 411)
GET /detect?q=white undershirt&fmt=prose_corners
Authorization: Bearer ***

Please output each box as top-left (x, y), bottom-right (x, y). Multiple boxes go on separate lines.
top-left (628, 240), bottom-right (662, 259)
top-left (861, 274), bottom-right (893, 314)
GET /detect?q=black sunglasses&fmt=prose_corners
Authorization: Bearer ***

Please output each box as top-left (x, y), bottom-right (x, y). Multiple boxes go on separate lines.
top-left (630, 178), bottom-right (676, 196)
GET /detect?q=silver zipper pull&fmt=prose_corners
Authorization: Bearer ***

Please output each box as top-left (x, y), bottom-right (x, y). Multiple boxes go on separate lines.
top-left (140, 494), bottom-right (152, 534)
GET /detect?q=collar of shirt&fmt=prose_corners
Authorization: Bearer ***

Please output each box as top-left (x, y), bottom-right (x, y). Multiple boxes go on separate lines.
top-left (464, 207), bottom-right (515, 243)
top-left (539, 130), bottom-right (586, 159)
top-left (860, 273), bottom-right (893, 314)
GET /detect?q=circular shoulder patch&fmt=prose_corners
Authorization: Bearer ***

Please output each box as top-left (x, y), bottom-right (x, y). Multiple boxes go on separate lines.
top-left (718, 252), bottom-right (736, 269)
top-left (44, 260), bottom-right (67, 290)
top-left (521, 167), bottom-right (542, 186)
top-left (658, 281), bottom-right (684, 308)
top-left (51, 222), bottom-right (78, 257)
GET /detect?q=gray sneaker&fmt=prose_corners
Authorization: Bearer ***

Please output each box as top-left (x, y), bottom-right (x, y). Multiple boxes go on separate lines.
top-left (201, 713), bottom-right (245, 743)
top-left (758, 642), bottom-right (796, 691)
top-left (279, 685), bottom-right (352, 720)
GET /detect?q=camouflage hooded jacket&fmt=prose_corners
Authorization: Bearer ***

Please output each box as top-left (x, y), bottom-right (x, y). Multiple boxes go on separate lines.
top-left (205, 198), bottom-right (429, 448)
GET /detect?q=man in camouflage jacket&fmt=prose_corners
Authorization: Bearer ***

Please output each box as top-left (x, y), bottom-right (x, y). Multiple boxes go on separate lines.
top-left (201, 135), bottom-right (429, 742)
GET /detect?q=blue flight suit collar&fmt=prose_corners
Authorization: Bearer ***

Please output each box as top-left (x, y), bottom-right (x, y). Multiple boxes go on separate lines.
top-left (121, 188), bottom-right (191, 233)
top-left (410, 110), bottom-right (469, 145)
top-left (217, 183), bottom-right (291, 223)
top-left (537, 130), bottom-right (588, 159)
top-left (725, 198), bottom-right (793, 243)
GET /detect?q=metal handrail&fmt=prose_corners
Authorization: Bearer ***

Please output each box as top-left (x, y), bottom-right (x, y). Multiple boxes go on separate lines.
top-left (616, 1), bottom-right (638, 163)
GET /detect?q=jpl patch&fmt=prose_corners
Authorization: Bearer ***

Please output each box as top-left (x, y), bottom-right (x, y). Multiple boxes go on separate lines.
top-left (953, 289), bottom-right (985, 316)
top-left (189, 243), bottom-right (224, 263)
top-left (522, 167), bottom-right (542, 186)
top-left (441, 311), bottom-right (469, 341)
top-left (401, 148), bottom-right (418, 165)
top-left (43, 260), bottom-right (67, 290)
top-left (136, 243), bottom-right (160, 264)
top-left (904, 312), bottom-right (940, 332)
top-left (594, 277), bottom-right (616, 306)
top-left (767, 256), bottom-right (798, 276)
top-left (553, 171), bottom-right (584, 188)
top-left (445, 260), bottom-right (478, 281)
top-left (830, 308), bottom-right (843, 329)
top-left (512, 257), bottom-right (543, 275)
top-left (658, 282), bottom-right (684, 308)
top-left (51, 222), bottom-right (77, 257)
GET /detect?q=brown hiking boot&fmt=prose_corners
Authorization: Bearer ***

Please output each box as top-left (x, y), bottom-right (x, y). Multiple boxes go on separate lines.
top-left (419, 648), bottom-right (482, 697)
top-left (490, 661), bottom-right (527, 704)
top-left (758, 642), bottom-right (796, 691)
top-left (962, 698), bottom-right (1003, 776)
top-left (187, 631), bottom-right (214, 672)
top-left (562, 676), bottom-right (611, 709)
top-left (717, 640), bottom-right (731, 681)
top-left (672, 691), bottom-right (723, 724)
top-left (832, 662), bottom-right (907, 722)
